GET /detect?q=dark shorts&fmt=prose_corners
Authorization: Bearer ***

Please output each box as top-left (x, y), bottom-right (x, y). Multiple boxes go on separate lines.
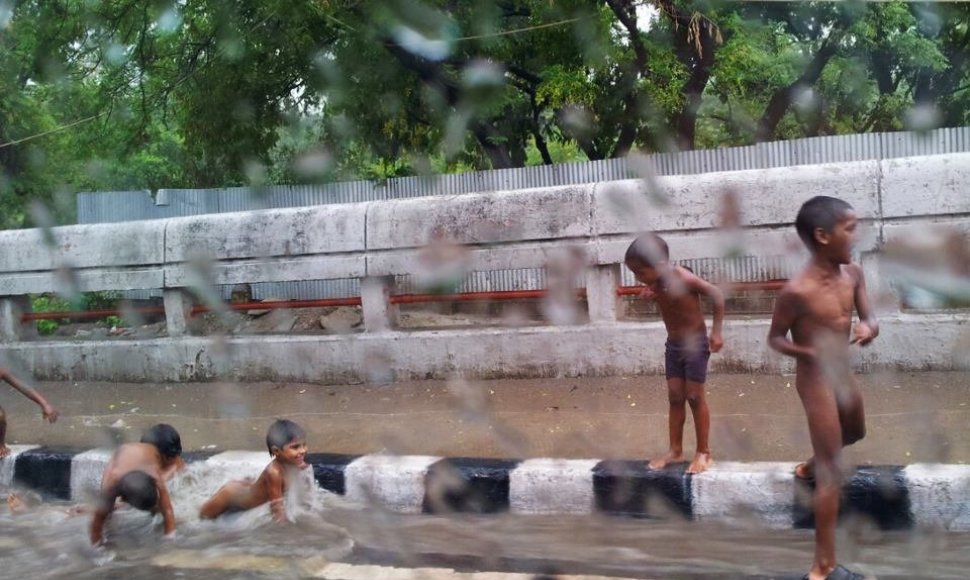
top-left (665, 336), bottom-right (711, 383)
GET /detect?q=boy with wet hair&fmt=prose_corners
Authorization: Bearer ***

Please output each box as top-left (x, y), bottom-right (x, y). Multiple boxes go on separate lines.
top-left (624, 233), bottom-right (725, 475)
top-left (200, 419), bottom-right (308, 522)
top-left (0, 366), bottom-right (59, 458)
top-left (141, 423), bottom-right (186, 478)
top-left (768, 195), bottom-right (878, 580)
top-left (90, 424), bottom-right (185, 545)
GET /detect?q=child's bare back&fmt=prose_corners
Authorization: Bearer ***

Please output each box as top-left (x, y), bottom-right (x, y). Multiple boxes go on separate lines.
top-left (200, 460), bottom-right (288, 520)
top-left (100, 443), bottom-right (167, 489)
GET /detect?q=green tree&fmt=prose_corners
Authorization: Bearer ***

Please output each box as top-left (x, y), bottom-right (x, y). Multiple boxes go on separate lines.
top-left (3, 0), bottom-right (970, 231)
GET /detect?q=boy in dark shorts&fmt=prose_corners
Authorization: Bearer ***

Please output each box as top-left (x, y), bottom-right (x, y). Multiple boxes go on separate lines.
top-left (624, 233), bottom-right (725, 474)
top-left (0, 366), bottom-right (59, 458)
top-left (768, 196), bottom-right (877, 580)
top-left (90, 424), bottom-right (185, 545)
top-left (199, 419), bottom-right (308, 522)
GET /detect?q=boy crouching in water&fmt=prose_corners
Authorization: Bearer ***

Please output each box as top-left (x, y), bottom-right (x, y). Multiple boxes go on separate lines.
top-left (624, 233), bottom-right (725, 474)
top-left (768, 196), bottom-right (877, 580)
top-left (90, 424), bottom-right (185, 545)
top-left (200, 419), bottom-right (308, 522)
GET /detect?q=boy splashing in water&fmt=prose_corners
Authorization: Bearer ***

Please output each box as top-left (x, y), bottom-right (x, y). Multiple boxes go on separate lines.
top-left (200, 419), bottom-right (308, 522)
top-left (768, 196), bottom-right (877, 580)
top-left (90, 424), bottom-right (184, 545)
top-left (624, 233), bottom-right (725, 474)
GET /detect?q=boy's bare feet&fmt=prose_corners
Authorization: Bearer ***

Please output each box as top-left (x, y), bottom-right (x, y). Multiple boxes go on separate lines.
top-left (687, 451), bottom-right (712, 474)
top-left (648, 450), bottom-right (683, 470)
top-left (795, 459), bottom-right (815, 481)
top-left (803, 563), bottom-right (866, 580)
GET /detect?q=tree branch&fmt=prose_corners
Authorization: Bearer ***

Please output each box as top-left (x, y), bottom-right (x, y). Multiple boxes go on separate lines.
top-left (529, 93), bottom-right (553, 165)
top-left (507, 64), bottom-right (541, 87)
top-left (603, 0), bottom-right (655, 157)
top-left (756, 35), bottom-right (841, 142)
top-left (605, 0), bottom-right (648, 72)
top-left (382, 38), bottom-right (515, 168)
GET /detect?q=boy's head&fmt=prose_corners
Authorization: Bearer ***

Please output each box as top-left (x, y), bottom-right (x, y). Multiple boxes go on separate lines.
top-left (141, 424), bottom-right (182, 459)
top-left (117, 470), bottom-right (158, 512)
top-left (624, 233), bottom-right (669, 287)
top-left (266, 419), bottom-right (308, 467)
top-left (795, 196), bottom-right (857, 262)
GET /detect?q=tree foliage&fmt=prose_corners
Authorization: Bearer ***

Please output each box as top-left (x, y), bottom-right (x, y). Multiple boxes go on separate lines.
top-left (2, 0), bottom-right (969, 228)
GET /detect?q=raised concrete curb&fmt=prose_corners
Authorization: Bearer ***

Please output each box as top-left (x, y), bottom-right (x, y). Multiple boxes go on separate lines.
top-left (2, 446), bottom-right (968, 531)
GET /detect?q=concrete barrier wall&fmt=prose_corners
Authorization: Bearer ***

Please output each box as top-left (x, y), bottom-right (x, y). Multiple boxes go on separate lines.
top-left (593, 160), bottom-right (881, 234)
top-left (1, 153), bottom-right (969, 380)
top-left (366, 185), bottom-right (595, 276)
top-left (0, 221), bottom-right (167, 295)
top-left (1, 154), bottom-right (954, 292)
top-left (163, 203), bottom-right (369, 286)
top-left (881, 155), bottom-right (970, 219)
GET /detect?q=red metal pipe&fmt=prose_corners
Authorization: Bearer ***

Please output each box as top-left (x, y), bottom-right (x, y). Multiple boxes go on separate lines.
top-left (616, 280), bottom-right (786, 296)
top-left (389, 288), bottom-right (586, 305)
top-left (21, 306), bottom-right (166, 322)
top-left (730, 280), bottom-right (787, 291)
top-left (19, 281), bottom-right (787, 323)
top-left (190, 297), bottom-right (362, 316)
top-left (390, 290), bottom-right (544, 304)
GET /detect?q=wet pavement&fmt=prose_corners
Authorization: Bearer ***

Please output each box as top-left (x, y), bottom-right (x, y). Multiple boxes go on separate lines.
top-left (2, 371), bottom-right (968, 464)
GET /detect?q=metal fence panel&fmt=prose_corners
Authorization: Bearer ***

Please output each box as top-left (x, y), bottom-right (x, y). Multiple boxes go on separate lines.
top-left (77, 190), bottom-right (156, 224)
top-left (80, 127), bottom-right (970, 225)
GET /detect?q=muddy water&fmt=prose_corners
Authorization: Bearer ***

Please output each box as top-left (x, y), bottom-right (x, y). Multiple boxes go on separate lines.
top-left (6, 372), bottom-right (970, 463)
top-left (1, 464), bottom-right (969, 579)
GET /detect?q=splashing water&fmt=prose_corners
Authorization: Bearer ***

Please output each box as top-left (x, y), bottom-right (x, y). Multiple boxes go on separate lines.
top-left (0, 453), bottom-right (355, 578)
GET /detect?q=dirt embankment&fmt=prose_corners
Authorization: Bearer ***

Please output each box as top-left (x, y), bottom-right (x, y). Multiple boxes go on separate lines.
top-left (39, 301), bottom-right (551, 341)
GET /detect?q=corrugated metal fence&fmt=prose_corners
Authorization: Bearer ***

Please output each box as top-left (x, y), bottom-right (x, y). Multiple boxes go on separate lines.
top-left (76, 128), bottom-right (970, 301)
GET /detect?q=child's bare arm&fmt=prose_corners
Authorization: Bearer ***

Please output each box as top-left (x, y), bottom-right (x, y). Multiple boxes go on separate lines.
top-left (161, 456), bottom-right (186, 480)
top-left (850, 263), bottom-right (878, 345)
top-left (155, 479), bottom-right (177, 536)
top-left (0, 369), bottom-right (58, 422)
top-left (89, 491), bottom-right (117, 545)
top-left (266, 467), bottom-right (287, 523)
top-left (768, 289), bottom-right (814, 361)
top-left (684, 271), bottom-right (726, 352)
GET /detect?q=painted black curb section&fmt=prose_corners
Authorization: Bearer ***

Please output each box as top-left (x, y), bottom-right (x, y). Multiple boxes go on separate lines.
top-left (14, 447), bottom-right (78, 500)
top-left (422, 457), bottom-right (522, 514)
top-left (593, 460), bottom-right (692, 519)
top-left (306, 452), bottom-right (359, 495)
top-left (793, 465), bottom-right (912, 530)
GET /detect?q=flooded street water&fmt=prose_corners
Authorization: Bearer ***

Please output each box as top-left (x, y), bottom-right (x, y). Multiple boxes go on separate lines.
top-left (2, 460), bottom-right (969, 579)
top-left (1, 373), bottom-right (969, 577)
